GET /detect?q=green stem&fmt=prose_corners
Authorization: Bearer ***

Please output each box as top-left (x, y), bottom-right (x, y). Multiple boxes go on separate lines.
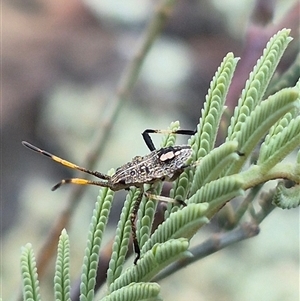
top-left (240, 163), bottom-right (300, 190)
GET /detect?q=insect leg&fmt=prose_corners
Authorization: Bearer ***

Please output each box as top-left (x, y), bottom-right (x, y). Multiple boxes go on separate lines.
top-left (144, 191), bottom-right (187, 207)
top-left (130, 188), bottom-right (144, 265)
top-left (22, 141), bottom-right (110, 180)
top-left (142, 129), bottom-right (196, 151)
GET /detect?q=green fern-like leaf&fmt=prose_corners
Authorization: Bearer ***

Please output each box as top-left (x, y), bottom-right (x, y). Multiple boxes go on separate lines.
top-left (109, 238), bottom-right (189, 292)
top-left (80, 176), bottom-right (115, 301)
top-left (54, 229), bottom-right (71, 301)
top-left (149, 238), bottom-right (190, 267)
top-left (141, 203), bottom-right (208, 256)
top-left (104, 282), bottom-right (161, 301)
top-left (107, 188), bottom-right (140, 285)
top-left (272, 182), bottom-right (300, 209)
top-left (227, 28), bottom-right (292, 140)
top-left (226, 87), bottom-right (299, 175)
top-left (169, 53), bottom-right (238, 206)
top-left (165, 167), bottom-right (191, 218)
top-left (264, 108), bottom-right (299, 146)
top-left (20, 243), bottom-right (41, 301)
top-left (266, 52), bottom-right (300, 96)
top-left (190, 52), bottom-right (239, 159)
top-left (237, 87), bottom-right (298, 149)
top-left (188, 175), bottom-right (244, 218)
top-left (190, 141), bottom-right (239, 195)
top-left (258, 87), bottom-right (299, 165)
top-left (258, 115), bottom-right (300, 171)
top-left (138, 191), bottom-right (159, 248)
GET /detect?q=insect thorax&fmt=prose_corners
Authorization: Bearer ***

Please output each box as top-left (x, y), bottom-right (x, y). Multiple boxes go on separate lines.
top-left (111, 145), bottom-right (192, 187)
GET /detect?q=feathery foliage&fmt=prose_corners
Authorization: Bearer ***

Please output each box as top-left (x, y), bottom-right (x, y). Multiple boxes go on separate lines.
top-left (170, 52), bottom-right (239, 205)
top-left (54, 229), bottom-right (71, 301)
top-left (80, 178), bottom-right (115, 301)
top-left (103, 282), bottom-right (161, 301)
top-left (107, 188), bottom-right (140, 285)
top-left (227, 28), bottom-right (292, 140)
top-left (20, 244), bottom-right (41, 301)
top-left (272, 182), bottom-right (300, 209)
top-left (20, 28), bottom-right (299, 301)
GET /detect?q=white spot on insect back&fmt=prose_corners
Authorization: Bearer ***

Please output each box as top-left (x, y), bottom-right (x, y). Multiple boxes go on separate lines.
top-left (159, 151), bottom-right (175, 162)
top-left (174, 150), bottom-right (184, 156)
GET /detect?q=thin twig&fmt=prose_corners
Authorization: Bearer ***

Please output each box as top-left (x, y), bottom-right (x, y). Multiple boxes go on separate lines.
top-left (231, 185), bottom-right (263, 227)
top-left (252, 189), bottom-right (276, 224)
top-left (153, 222), bottom-right (260, 282)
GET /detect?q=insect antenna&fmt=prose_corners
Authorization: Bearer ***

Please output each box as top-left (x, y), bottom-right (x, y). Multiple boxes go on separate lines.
top-left (22, 141), bottom-right (111, 190)
top-left (51, 178), bottom-right (112, 191)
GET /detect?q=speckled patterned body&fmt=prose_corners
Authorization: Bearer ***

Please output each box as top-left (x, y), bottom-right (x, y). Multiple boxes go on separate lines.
top-left (22, 138), bottom-right (193, 265)
top-left (109, 145), bottom-right (192, 190)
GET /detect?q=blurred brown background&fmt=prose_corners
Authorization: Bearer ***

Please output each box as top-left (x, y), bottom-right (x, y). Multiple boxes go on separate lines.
top-left (1, 0), bottom-right (299, 300)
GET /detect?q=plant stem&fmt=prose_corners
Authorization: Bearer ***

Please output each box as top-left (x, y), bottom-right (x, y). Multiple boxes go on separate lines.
top-left (153, 222), bottom-right (260, 282)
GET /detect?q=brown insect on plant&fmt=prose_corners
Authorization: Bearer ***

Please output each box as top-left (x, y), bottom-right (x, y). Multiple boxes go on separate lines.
top-left (22, 128), bottom-right (196, 264)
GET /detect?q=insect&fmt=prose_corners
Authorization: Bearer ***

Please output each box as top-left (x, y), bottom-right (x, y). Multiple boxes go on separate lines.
top-left (22, 128), bottom-right (196, 264)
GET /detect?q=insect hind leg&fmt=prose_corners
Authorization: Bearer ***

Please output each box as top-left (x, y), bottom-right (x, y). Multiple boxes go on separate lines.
top-left (144, 191), bottom-right (187, 207)
top-left (142, 129), bottom-right (196, 151)
top-left (130, 189), bottom-right (144, 265)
